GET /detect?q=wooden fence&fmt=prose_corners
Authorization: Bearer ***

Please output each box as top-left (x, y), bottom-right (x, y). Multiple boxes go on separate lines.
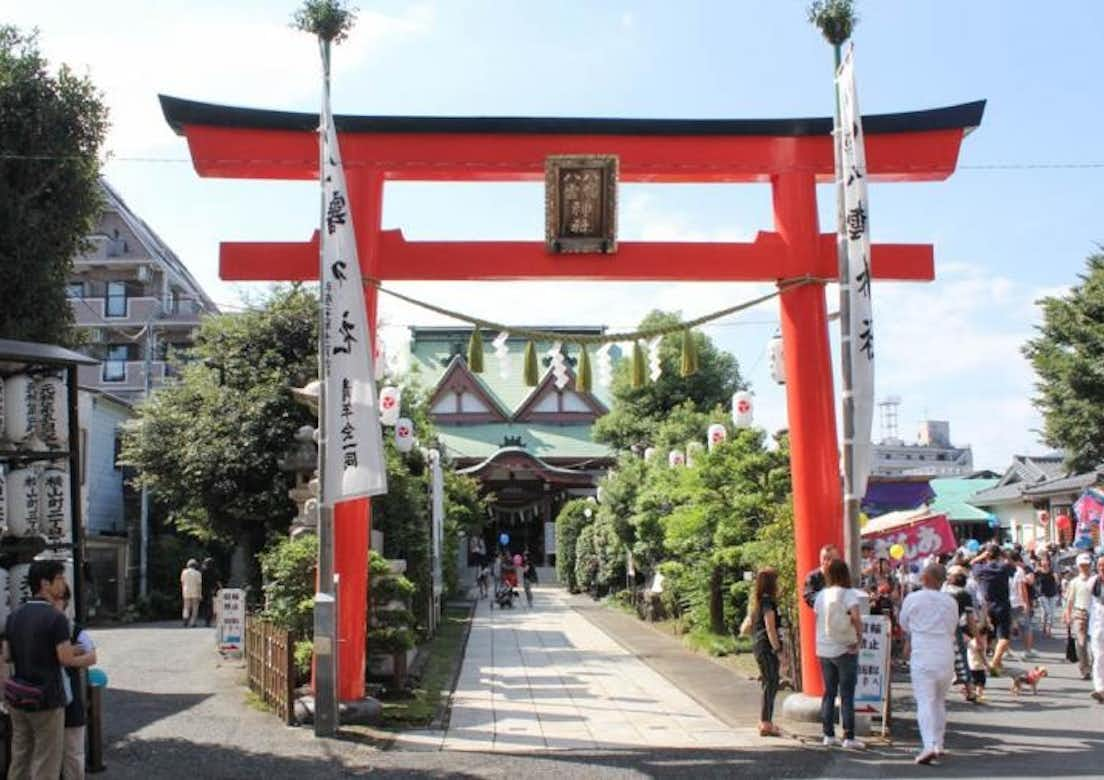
top-left (245, 616), bottom-right (297, 725)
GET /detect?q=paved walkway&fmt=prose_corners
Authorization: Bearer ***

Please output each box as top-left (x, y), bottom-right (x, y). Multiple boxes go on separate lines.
top-left (436, 585), bottom-right (761, 753)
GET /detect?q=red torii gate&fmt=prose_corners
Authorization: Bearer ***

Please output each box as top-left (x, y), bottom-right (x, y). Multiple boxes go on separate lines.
top-left (161, 95), bottom-right (983, 698)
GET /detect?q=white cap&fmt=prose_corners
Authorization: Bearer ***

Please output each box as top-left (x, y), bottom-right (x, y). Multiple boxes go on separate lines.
top-left (1077, 553), bottom-right (1092, 566)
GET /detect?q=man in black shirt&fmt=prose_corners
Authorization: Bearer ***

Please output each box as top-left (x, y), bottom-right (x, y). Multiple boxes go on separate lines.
top-left (803, 544), bottom-right (840, 608)
top-left (200, 557), bottom-right (222, 627)
top-left (970, 544), bottom-right (1015, 674)
top-left (3, 560), bottom-right (93, 779)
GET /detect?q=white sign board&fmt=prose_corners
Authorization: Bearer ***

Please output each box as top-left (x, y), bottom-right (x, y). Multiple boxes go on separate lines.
top-left (217, 588), bottom-right (246, 656)
top-left (855, 614), bottom-right (890, 712)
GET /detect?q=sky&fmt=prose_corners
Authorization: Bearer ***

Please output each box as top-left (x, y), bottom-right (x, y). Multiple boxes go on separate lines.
top-left (7, 0), bottom-right (1103, 471)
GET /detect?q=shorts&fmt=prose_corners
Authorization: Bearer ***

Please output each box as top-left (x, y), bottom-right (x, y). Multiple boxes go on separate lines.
top-left (1011, 607), bottom-right (1032, 635)
top-left (988, 605), bottom-right (1012, 640)
top-left (970, 668), bottom-right (987, 687)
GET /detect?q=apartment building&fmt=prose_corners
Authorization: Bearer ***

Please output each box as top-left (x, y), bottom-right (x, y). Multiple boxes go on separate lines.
top-left (67, 180), bottom-right (219, 400)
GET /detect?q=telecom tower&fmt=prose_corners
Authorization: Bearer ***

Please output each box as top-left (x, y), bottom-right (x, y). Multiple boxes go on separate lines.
top-left (878, 396), bottom-right (902, 444)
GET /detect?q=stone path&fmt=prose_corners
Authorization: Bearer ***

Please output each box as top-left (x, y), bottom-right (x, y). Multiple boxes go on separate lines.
top-left (418, 585), bottom-right (760, 753)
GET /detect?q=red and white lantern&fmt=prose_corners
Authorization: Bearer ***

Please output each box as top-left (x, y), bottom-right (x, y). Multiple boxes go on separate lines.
top-left (707, 423), bottom-right (727, 451)
top-left (394, 417), bottom-right (415, 453)
top-left (374, 339), bottom-right (387, 382)
top-left (379, 386), bottom-right (401, 426)
top-left (731, 391), bottom-right (754, 429)
top-left (668, 450), bottom-right (685, 468)
top-left (643, 447), bottom-right (657, 462)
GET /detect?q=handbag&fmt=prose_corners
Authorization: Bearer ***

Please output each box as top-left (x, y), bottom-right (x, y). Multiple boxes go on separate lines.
top-left (1066, 626), bottom-right (1079, 663)
top-left (4, 677), bottom-right (47, 711)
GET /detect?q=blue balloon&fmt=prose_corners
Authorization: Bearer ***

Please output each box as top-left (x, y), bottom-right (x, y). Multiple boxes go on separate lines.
top-left (498, 533), bottom-right (510, 546)
top-left (966, 539), bottom-right (980, 553)
top-left (88, 667), bottom-right (108, 688)
top-left (986, 516), bottom-right (999, 529)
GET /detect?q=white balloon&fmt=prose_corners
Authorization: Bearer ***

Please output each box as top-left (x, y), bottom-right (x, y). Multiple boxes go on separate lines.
top-left (394, 417), bottom-right (415, 453)
top-left (379, 386), bottom-right (401, 426)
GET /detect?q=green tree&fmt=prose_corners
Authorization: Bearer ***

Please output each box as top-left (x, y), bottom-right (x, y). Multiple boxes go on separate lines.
top-left (1024, 253), bottom-right (1104, 471)
top-left (554, 499), bottom-right (594, 592)
top-left (0, 26), bottom-right (108, 345)
top-left (592, 311), bottom-right (744, 451)
top-left (120, 286), bottom-right (318, 581)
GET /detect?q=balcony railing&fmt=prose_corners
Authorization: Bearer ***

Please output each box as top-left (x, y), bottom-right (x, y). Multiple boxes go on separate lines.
top-left (71, 296), bottom-right (206, 327)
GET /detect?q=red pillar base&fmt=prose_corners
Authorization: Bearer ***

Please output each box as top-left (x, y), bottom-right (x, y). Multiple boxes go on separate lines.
top-left (333, 497), bottom-right (370, 702)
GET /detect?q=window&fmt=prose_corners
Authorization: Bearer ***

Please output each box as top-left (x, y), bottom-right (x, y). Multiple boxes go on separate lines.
top-left (105, 281), bottom-right (127, 317)
top-left (66, 282), bottom-right (84, 299)
top-left (103, 344), bottom-right (128, 382)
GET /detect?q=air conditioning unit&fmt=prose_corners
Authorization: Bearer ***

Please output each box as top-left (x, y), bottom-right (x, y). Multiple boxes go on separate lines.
top-left (136, 265), bottom-right (150, 282)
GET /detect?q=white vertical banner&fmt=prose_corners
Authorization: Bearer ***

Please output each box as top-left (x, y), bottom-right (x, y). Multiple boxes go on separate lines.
top-left (837, 44), bottom-right (875, 502)
top-left (320, 99), bottom-right (388, 504)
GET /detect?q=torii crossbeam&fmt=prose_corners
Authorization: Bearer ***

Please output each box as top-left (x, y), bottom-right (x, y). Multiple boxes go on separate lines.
top-left (161, 95), bottom-right (984, 699)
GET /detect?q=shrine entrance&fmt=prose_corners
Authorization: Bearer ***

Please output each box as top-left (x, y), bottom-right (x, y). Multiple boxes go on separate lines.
top-left (161, 94), bottom-right (983, 696)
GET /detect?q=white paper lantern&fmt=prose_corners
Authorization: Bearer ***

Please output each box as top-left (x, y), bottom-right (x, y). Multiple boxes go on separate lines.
top-left (5, 374), bottom-right (38, 445)
top-left (0, 568), bottom-right (9, 629)
top-left (374, 340), bottom-right (387, 382)
top-left (707, 423), bottom-right (727, 451)
top-left (643, 447), bottom-right (656, 462)
top-left (9, 563), bottom-right (31, 611)
top-left (379, 386), bottom-right (401, 426)
top-left (36, 376), bottom-right (68, 448)
top-left (40, 467), bottom-right (71, 546)
top-left (7, 467), bottom-right (41, 537)
top-left (732, 391), bottom-right (754, 429)
top-left (394, 417), bottom-right (415, 453)
top-left (768, 335), bottom-right (786, 385)
top-left (668, 450), bottom-right (685, 468)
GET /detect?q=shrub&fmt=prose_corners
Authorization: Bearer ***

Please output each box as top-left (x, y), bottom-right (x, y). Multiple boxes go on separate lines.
top-left (574, 525), bottom-right (599, 595)
top-left (555, 500), bottom-right (594, 592)
top-left (258, 534), bottom-right (317, 638)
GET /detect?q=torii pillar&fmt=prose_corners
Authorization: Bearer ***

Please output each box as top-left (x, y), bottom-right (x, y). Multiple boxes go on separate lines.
top-left (161, 95), bottom-right (983, 698)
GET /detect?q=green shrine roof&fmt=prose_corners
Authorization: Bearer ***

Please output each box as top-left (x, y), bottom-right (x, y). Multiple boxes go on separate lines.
top-left (436, 423), bottom-right (613, 462)
top-left (408, 327), bottom-right (618, 413)
top-left (929, 477), bottom-right (1000, 522)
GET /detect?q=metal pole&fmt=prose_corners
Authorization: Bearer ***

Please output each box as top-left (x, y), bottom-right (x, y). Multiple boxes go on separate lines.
top-left (138, 321), bottom-right (154, 597)
top-left (833, 43), bottom-right (861, 575)
top-left (313, 35), bottom-right (339, 738)
top-left (66, 365), bottom-right (86, 625)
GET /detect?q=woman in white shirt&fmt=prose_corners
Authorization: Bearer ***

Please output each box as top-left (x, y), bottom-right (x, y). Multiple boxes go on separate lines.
top-left (813, 559), bottom-right (865, 750)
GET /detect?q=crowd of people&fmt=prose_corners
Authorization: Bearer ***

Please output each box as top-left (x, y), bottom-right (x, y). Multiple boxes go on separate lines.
top-left (747, 538), bottom-right (1104, 766)
top-left (476, 550), bottom-right (538, 609)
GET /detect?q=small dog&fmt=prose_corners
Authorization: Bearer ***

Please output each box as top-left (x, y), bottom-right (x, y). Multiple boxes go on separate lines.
top-left (1010, 665), bottom-right (1048, 695)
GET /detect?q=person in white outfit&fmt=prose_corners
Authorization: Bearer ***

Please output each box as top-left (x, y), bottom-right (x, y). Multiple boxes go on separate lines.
top-left (899, 562), bottom-right (959, 766)
top-left (180, 559), bottom-right (203, 627)
top-left (1090, 556), bottom-right (1104, 704)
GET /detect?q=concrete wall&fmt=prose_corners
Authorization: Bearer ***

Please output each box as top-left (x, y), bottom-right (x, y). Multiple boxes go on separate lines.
top-left (85, 394), bottom-right (132, 535)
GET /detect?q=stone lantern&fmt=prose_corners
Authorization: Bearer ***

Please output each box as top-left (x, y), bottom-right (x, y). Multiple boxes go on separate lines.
top-left (280, 380), bottom-right (321, 537)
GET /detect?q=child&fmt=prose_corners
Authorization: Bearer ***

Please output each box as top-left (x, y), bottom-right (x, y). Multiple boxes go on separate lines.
top-left (967, 635), bottom-right (987, 703)
top-left (477, 565), bottom-right (490, 599)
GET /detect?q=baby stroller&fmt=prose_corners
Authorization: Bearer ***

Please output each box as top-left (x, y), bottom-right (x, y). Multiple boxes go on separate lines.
top-left (494, 568), bottom-right (519, 609)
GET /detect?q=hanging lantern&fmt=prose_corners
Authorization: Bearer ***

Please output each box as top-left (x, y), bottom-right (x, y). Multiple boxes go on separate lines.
top-left (9, 563), bottom-right (31, 612)
top-left (686, 441), bottom-right (703, 467)
top-left (374, 339), bottom-right (387, 382)
top-left (643, 447), bottom-right (656, 462)
top-left (467, 329), bottom-right (485, 373)
top-left (768, 334), bottom-right (786, 385)
top-left (41, 467), bottom-right (71, 547)
top-left (7, 467), bottom-right (41, 537)
top-left (707, 423), bottom-right (727, 451)
top-left (379, 386), bottom-right (401, 426)
top-left (732, 390), bottom-right (754, 428)
top-left (668, 450), bottom-right (685, 468)
top-left (0, 567), bottom-right (9, 630)
top-left (394, 417), bottom-right (415, 453)
top-left (37, 376), bottom-right (68, 448)
top-left (0, 375), bottom-right (5, 435)
top-left (5, 374), bottom-right (38, 445)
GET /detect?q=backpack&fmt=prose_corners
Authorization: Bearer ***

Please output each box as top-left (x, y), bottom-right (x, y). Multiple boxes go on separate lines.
top-left (822, 587), bottom-right (857, 646)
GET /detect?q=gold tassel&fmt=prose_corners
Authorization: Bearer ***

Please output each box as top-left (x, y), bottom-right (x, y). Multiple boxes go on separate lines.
top-left (680, 328), bottom-right (699, 377)
top-left (576, 346), bottom-right (592, 392)
top-left (631, 341), bottom-right (646, 388)
top-left (467, 329), bottom-right (484, 373)
top-left (523, 341), bottom-right (539, 386)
